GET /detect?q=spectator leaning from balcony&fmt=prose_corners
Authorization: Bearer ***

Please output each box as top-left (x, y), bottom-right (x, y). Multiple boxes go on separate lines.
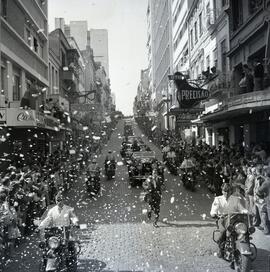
top-left (243, 64), bottom-right (254, 93)
top-left (253, 59), bottom-right (264, 91)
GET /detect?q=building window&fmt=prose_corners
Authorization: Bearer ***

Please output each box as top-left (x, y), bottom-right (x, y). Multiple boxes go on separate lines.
top-left (52, 66), bottom-right (55, 94)
top-left (213, 48), bottom-right (218, 68)
top-left (33, 37), bottom-right (39, 53)
top-left (26, 28), bottom-right (32, 46)
top-left (220, 39), bottom-right (227, 72)
top-left (194, 22), bottom-right (198, 43)
top-left (1, 0), bottom-right (7, 19)
top-left (55, 70), bottom-right (59, 94)
top-left (232, 0), bottom-right (243, 31)
top-left (13, 69), bottom-right (21, 101)
top-left (61, 51), bottom-right (66, 67)
top-left (249, 0), bottom-right (263, 14)
top-left (1, 61), bottom-right (7, 93)
top-left (199, 13), bottom-right (202, 36)
top-left (206, 55), bottom-right (210, 69)
top-left (190, 29), bottom-right (194, 49)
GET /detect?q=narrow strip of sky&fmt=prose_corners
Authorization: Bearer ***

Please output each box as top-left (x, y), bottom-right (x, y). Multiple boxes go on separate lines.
top-left (48, 0), bottom-right (148, 115)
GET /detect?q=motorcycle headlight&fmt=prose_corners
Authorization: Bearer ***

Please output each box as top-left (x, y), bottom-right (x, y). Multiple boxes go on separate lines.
top-left (48, 237), bottom-right (60, 249)
top-left (234, 222), bottom-right (248, 234)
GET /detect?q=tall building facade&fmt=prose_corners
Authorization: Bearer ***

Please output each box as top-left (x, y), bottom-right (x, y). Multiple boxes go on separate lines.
top-left (69, 21), bottom-right (88, 51)
top-left (200, 0), bottom-right (270, 147)
top-left (89, 29), bottom-right (109, 77)
top-left (0, 0), bottom-right (63, 161)
top-left (149, 0), bottom-right (173, 130)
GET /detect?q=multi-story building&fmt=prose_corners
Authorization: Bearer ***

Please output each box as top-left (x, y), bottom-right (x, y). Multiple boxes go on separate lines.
top-left (184, 0), bottom-right (230, 143)
top-left (89, 29), bottom-right (109, 77)
top-left (149, 0), bottom-right (174, 130)
top-left (169, 0), bottom-right (190, 132)
top-left (201, 0), bottom-right (270, 148)
top-left (0, 0), bottom-right (62, 162)
top-left (68, 21), bottom-right (88, 51)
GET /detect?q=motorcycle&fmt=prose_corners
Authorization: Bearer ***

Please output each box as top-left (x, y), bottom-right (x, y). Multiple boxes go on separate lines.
top-left (39, 226), bottom-right (81, 272)
top-left (213, 213), bottom-right (257, 272)
top-left (105, 160), bottom-right (116, 180)
top-left (86, 170), bottom-right (100, 195)
top-left (181, 169), bottom-right (196, 191)
top-left (165, 158), bottom-right (178, 175)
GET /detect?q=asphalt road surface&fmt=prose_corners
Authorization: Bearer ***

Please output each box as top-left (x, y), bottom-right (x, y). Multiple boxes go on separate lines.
top-left (3, 119), bottom-right (270, 272)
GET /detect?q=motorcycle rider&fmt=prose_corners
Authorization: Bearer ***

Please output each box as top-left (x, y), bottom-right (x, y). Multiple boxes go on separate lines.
top-left (162, 140), bottom-right (170, 161)
top-left (210, 183), bottom-right (248, 257)
top-left (104, 150), bottom-right (116, 173)
top-left (38, 192), bottom-right (79, 268)
top-left (38, 192), bottom-right (79, 229)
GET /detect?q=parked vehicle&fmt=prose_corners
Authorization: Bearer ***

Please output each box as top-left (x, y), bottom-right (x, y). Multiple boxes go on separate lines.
top-left (213, 213), bottom-right (257, 272)
top-left (86, 170), bottom-right (100, 195)
top-left (39, 226), bottom-right (81, 272)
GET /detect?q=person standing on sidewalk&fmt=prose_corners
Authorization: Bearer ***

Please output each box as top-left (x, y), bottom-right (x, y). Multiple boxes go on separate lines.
top-left (143, 168), bottom-right (162, 227)
top-left (257, 168), bottom-right (270, 235)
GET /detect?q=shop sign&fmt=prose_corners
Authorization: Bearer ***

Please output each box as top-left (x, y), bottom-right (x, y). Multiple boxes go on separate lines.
top-left (7, 109), bottom-right (37, 127)
top-left (6, 108), bottom-right (61, 131)
top-left (169, 72), bottom-right (209, 109)
top-left (176, 112), bottom-right (198, 124)
top-left (0, 109), bottom-right (6, 123)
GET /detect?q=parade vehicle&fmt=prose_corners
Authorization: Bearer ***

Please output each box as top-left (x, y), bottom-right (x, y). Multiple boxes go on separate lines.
top-left (38, 225), bottom-right (82, 272)
top-left (86, 170), bottom-right (100, 195)
top-left (127, 151), bottom-right (156, 187)
top-left (123, 121), bottom-right (133, 137)
top-left (213, 213), bottom-right (257, 272)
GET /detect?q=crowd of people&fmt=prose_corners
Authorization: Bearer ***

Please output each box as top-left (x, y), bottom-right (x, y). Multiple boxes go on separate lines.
top-left (0, 118), bottom-right (119, 265)
top-left (136, 118), bottom-right (270, 235)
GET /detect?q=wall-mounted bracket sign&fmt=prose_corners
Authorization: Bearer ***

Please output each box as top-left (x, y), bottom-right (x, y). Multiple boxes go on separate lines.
top-left (168, 72), bottom-right (209, 109)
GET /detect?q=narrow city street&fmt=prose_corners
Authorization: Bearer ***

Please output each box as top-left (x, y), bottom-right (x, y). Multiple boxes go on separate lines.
top-left (3, 119), bottom-right (270, 272)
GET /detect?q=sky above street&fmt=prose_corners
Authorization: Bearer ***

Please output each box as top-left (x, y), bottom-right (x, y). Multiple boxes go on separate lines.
top-left (48, 0), bottom-right (148, 115)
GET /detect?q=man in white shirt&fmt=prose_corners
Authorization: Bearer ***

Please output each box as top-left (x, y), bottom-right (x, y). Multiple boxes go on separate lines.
top-left (210, 183), bottom-right (248, 257)
top-left (162, 141), bottom-right (170, 161)
top-left (39, 192), bottom-right (79, 229)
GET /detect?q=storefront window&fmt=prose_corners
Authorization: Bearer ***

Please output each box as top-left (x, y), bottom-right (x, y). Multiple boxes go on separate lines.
top-left (12, 68), bottom-right (21, 101)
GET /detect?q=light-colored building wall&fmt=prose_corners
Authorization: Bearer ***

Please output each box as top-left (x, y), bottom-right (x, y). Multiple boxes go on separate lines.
top-left (150, 0), bottom-right (173, 105)
top-left (0, 0), bottom-right (49, 110)
top-left (69, 21), bottom-right (88, 51)
top-left (89, 29), bottom-right (109, 77)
